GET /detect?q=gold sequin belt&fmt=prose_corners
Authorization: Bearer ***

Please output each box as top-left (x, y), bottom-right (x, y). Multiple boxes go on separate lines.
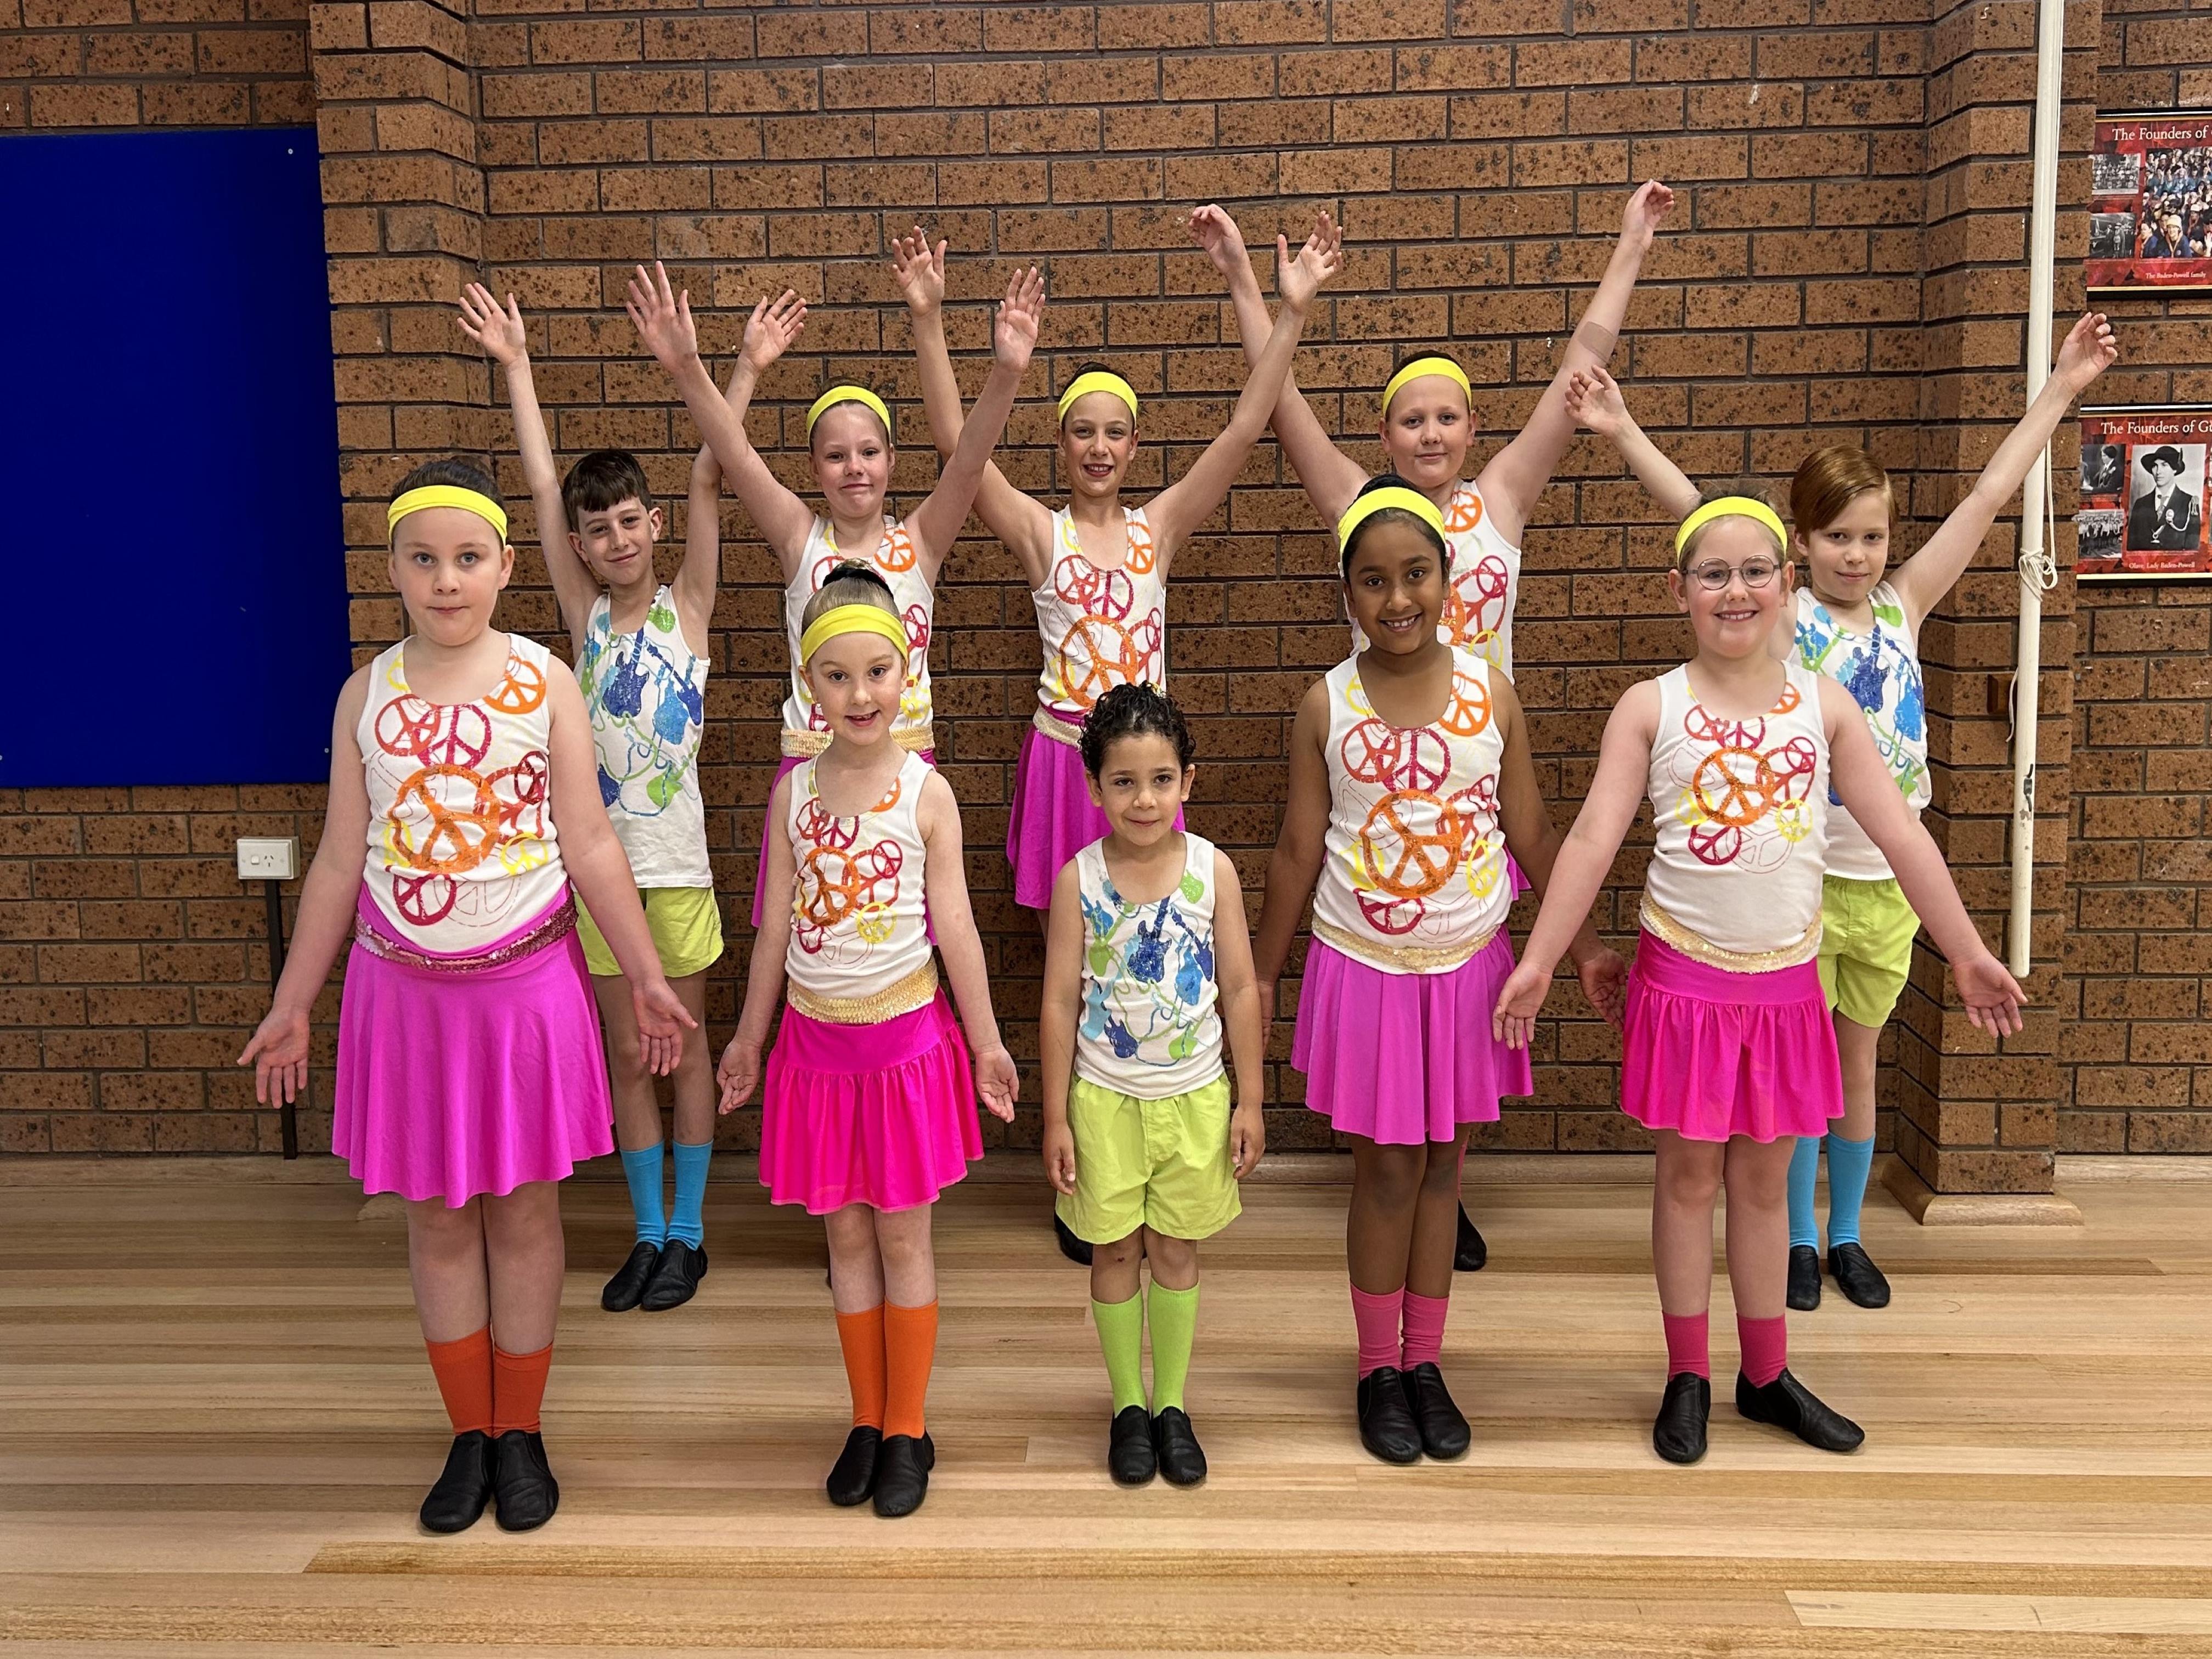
top-left (1033, 706), bottom-right (1084, 747)
top-left (1638, 895), bottom-right (1820, 973)
top-left (353, 893), bottom-right (578, 974)
top-left (786, 958), bottom-right (941, 1025)
top-left (1312, 916), bottom-right (1500, 974)
top-left (782, 721), bottom-right (934, 758)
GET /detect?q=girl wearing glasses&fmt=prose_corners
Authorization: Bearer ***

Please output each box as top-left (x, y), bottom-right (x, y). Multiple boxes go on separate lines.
top-left (1491, 492), bottom-right (2025, 1467)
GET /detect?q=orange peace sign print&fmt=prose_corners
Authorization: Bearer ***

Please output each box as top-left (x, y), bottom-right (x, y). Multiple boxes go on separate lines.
top-left (484, 653), bottom-right (546, 715)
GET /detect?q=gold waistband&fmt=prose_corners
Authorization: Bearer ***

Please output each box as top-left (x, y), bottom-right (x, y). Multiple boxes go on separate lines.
top-left (354, 892), bottom-right (578, 974)
top-left (1312, 916), bottom-right (1499, 974)
top-left (1033, 706), bottom-right (1084, 747)
top-left (1638, 896), bottom-right (1820, 973)
top-left (782, 722), bottom-right (934, 759)
top-left (786, 958), bottom-right (940, 1026)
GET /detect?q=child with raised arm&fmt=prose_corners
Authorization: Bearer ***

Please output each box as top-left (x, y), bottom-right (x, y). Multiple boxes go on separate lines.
top-left (1253, 478), bottom-right (1624, 1466)
top-left (459, 284), bottom-right (766, 1316)
top-left (1566, 310), bottom-right (2114, 1312)
top-left (716, 566), bottom-right (1019, 1519)
top-left (1039, 684), bottom-right (1267, 1488)
top-left (623, 259), bottom-right (1042, 924)
top-left (240, 461), bottom-right (694, 1532)
top-left (1492, 493), bottom-right (2026, 1466)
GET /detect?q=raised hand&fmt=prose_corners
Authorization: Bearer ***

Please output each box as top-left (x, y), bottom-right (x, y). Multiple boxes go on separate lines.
top-left (624, 261), bottom-right (697, 369)
top-left (974, 1041), bottom-right (1019, 1121)
top-left (1955, 951), bottom-right (2027, 1039)
top-left (1275, 210), bottom-right (1344, 313)
top-left (1621, 179), bottom-right (1675, 247)
top-left (632, 979), bottom-right (698, 1077)
top-left (716, 1037), bottom-right (762, 1114)
top-left (238, 1006), bottom-right (309, 1105)
top-left (1490, 960), bottom-right (1554, 1051)
top-left (457, 283), bottom-right (529, 368)
top-left (1575, 945), bottom-right (1629, 1029)
top-left (890, 225), bottom-right (947, 317)
top-left (992, 264), bottom-right (1043, 373)
top-left (1564, 366), bottom-right (1630, 439)
top-left (1187, 203), bottom-right (1249, 279)
top-left (2055, 311), bottom-right (2119, 390)
top-left (740, 288), bottom-right (807, 375)
top-left (1042, 1118), bottom-right (1077, 1195)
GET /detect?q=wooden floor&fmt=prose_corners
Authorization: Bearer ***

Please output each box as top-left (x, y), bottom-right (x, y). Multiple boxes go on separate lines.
top-left (3, 1158), bottom-right (2211, 1657)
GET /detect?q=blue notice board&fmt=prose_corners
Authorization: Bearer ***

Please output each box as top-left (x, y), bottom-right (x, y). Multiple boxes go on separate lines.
top-left (0, 127), bottom-right (349, 787)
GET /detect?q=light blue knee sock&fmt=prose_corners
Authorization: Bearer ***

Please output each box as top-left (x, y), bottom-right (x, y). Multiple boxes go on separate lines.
top-left (667, 1139), bottom-right (713, 1248)
top-left (620, 1142), bottom-right (667, 1246)
top-left (1822, 1132), bottom-right (1876, 1248)
top-left (1786, 1135), bottom-right (1821, 1250)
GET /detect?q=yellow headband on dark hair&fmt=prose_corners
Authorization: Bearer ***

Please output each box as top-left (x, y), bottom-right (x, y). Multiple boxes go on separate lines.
top-left (1057, 370), bottom-right (1138, 424)
top-left (806, 385), bottom-right (891, 440)
top-left (388, 485), bottom-right (508, 544)
top-left (1675, 496), bottom-right (1787, 563)
top-left (1336, 486), bottom-right (1446, 549)
top-left (1381, 356), bottom-right (1471, 416)
top-left (800, 603), bottom-right (908, 666)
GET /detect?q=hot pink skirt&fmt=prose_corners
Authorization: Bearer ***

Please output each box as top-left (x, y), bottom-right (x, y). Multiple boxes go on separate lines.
top-left (1291, 933), bottom-right (1533, 1146)
top-left (334, 889), bottom-right (614, 1207)
top-left (1621, 932), bottom-right (1843, 1144)
top-left (761, 989), bottom-right (983, 1214)
top-left (753, 748), bottom-right (938, 926)
top-left (1007, 713), bottom-right (1183, 911)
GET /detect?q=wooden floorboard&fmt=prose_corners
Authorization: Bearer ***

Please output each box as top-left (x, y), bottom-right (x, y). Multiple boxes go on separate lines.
top-left (2, 1163), bottom-right (2209, 1655)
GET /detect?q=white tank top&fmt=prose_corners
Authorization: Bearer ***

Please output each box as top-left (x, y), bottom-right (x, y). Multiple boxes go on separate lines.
top-left (578, 585), bottom-right (711, 889)
top-left (1642, 662), bottom-right (1829, 964)
top-left (1032, 506), bottom-right (1166, 720)
top-left (1074, 832), bottom-right (1224, 1098)
top-left (783, 750), bottom-right (934, 1007)
top-left (781, 516), bottom-right (934, 755)
top-left (358, 635), bottom-right (567, 952)
top-left (1792, 582), bottom-right (1928, 883)
top-left (1350, 479), bottom-right (1522, 676)
top-left (1311, 647), bottom-right (1511, 973)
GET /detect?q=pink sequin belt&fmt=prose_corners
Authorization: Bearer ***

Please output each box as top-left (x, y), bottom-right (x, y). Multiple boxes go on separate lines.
top-left (353, 893), bottom-right (578, 974)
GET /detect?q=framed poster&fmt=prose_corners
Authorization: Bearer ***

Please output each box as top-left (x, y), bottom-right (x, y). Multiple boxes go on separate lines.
top-left (2086, 112), bottom-right (2212, 293)
top-left (2077, 406), bottom-right (2212, 582)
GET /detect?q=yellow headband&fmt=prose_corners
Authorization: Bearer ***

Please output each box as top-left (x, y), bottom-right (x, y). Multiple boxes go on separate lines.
top-left (387, 485), bottom-right (508, 544)
top-left (1675, 496), bottom-right (1788, 563)
top-left (1381, 356), bottom-right (1471, 416)
top-left (1057, 370), bottom-right (1139, 424)
top-left (1336, 485), bottom-right (1446, 550)
top-left (800, 603), bottom-right (909, 667)
top-left (806, 385), bottom-right (892, 441)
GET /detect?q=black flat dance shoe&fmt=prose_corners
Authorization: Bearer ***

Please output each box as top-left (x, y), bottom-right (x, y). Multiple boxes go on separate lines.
top-left (601, 1240), bottom-right (661, 1312)
top-left (1736, 1368), bottom-right (1864, 1454)
top-left (1454, 1203), bottom-right (1488, 1272)
top-left (1399, 1362), bottom-right (1471, 1460)
top-left (1829, 1242), bottom-right (1891, 1310)
top-left (489, 1429), bottom-right (560, 1531)
top-left (826, 1425), bottom-right (882, 1506)
top-left (1053, 1212), bottom-right (1094, 1266)
top-left (1151, 1407), bottom-right (1207, 1486)
top-left (419, 1430), bottom-right (495, 1533)
top-left (1108, 1404), bottom-right (1156, 1486)
top-left (872, 1431), bottom-right (935, 1517)
top-left (1652, 1373), bottom-right (1710, 1465)
top-left (1355, 1366), bottom-right (1424, 1465)
top-left (1786, 1244), bottom-right (1822, 1312)
top-left (641, 1239), bottom-right (707, 1311)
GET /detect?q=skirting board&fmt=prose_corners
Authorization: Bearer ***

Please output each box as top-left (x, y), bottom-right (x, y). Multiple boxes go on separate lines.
top-left (1883, 1159), bottom-right (2084, 1226)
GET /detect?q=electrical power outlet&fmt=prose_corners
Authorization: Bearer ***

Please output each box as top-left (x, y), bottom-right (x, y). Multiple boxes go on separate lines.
top-left (236, 837), bottom-right (301, 882)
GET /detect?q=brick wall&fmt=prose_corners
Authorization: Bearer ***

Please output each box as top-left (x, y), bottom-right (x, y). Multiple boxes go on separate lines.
top-left (1, 0), bottom-right (313, 129)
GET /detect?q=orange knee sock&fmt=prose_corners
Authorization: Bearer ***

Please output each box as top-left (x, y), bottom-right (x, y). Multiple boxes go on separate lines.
top-left (490, 1341), bottom-right (552, 1434)
top-left (883, 1300), bottom-right (939, 1440)
top-left (835, 1304), bottom-right (888, 1430)
top-left (425, 1327), bottom-right (494, 1435)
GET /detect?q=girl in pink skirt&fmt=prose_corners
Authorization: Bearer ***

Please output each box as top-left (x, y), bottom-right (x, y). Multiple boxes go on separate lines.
top-left (718, 565), bottom-right (1018, 1520)
top-left (1253, 477), bottom-right (1625, 1466)
top-left (1493, 493), bottom-right (2026, 1465)
top-left (240, 459), bottom-right (695, 1534)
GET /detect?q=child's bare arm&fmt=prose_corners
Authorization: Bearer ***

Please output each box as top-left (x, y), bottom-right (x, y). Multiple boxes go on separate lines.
top-left (670, 442), bottom-right (721, 658)
top-left (918, 772), bottom-right (1018, 1120)
top-left (904, 265), bottom-right (1043, 582)
top-left (1039, 861), bottom-right (1085, 1194)
top-left (1251, 681), bottom-right (1334, 995)
top-left (1210, 850), bottom-right (1268, 1178)
top-left (719, 775), bottom-right (797, 1111)
top-left (1568, 365), bottom-right (1701, 521)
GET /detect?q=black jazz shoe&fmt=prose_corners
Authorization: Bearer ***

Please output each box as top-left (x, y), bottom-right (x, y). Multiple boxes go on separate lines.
top-left (1454, 1204), bottom-right (1488, 1272)
top-left (1736, 1368), bottom-right (1864, 1453)
top-left (419, 1430), bottom-right (495, 1533)
top-left (601, 1240), bottom-right (661, 1312)
top-left (1399, 1362), bottom-right (1471, 1460)
top-left (1151, 1407), bottom-right (1207, 1486)
top-left (489, 1429), bottom-right (560, 1531)
top-left (1356, 1367), bottom-right (1424, 1464)
top-left (1053, 1212), bottom-right (1094, 1266)
top-left (641, 1239), bottom-right (707, 1312)
top-left (1109, 1405), bottom-right (1157, 1486)
top-left (1828, 1242), bottom-right (1892, 1309)
top-left (872, 1431), bottom-right (935, 1517)
top-left (826, 1425), bottom-right (881, 1506)
top-left (1652, 1373), bottom-right (1710, 1465)
top-left (1786, 1244), bottom-right (1822, 1312)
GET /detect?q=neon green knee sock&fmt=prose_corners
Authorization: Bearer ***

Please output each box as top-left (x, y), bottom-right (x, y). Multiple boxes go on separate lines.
top-left (1092, 1294), bottom-right (1146, 1414)
top-left (1146, 1282), bottom-right (1200, 1412)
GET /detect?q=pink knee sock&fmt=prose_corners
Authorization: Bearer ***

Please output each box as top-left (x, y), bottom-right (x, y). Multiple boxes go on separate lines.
top-left (1662, 1311), bottom-right (1709, 1380)
top-left (1400, 1290), bottom-right (1449, 1369)
top-left (1737, 1314), bottom-right (1787, 1387)
top-left (1350, 1284), bottom-right (1404, 1378)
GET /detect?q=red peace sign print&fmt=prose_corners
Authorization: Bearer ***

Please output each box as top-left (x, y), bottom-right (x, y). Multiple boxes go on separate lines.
top-left (1686, 820), bottom-right (1744, 867)
top-left (1357, 890), bottom-right (1427, 936)
top-left (1392, 727), bottom-right (1453, 794)
top-left (1060, 616), bottom-right (1146, 708)
top-left (392, 870), bottom-right (458, 927)
top-left (488, 750), bottom-right (550, 837)
top-left (1340, 719), bottom-right (1404, 786)
top-left (797, 796), bottom-right (860, 852)
top-left (1683, 703), bottom-right (1767, 752)
top-left (374, 696), bottom-right (465, 764)
top-left (1449, 772), bottom-right (1500, 824)
top-left (1054, 557), bottom-right (1136, 622)
top-left (903, 605), bottom-right (930, 659)
top-left (1359, 791), bottom-right (1466, 901)
top-left (485, 654), bottom-right (546, 715)
top-left (1766, 736), bottom-right (1818, 802)
top-left (389, 765), bottom-right (503, 874)
top-left (1443, 556), bottom-right (1510, 650)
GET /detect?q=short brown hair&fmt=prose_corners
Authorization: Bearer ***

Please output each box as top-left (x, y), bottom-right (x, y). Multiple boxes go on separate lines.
top-left (1788, 446), bottom-right (1893, 541)
top-left (561, 449), bottom-right (654, 532)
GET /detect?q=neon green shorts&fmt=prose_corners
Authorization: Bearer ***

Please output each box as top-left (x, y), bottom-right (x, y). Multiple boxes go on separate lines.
top-left (577, 885), bottom-right (724, 980)
top-left (1055, 1073), bottom-right (1242, 1246)
top-left (1816, 873), bottom-right (1918, 1030)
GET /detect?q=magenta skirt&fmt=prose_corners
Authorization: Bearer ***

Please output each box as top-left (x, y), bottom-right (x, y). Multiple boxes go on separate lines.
top-left (754, 749), bottom-right (937, 926)
top-left (1291, 933), bottom-right (1532, 1146)
top-left (333, 889), bottom-right (614, 1207)
top-left (1621, 932), bottom-right (1843, 1144)
top-left (761, 989), bottom-right (983, 1214)
top-left (1007, 714), bottom-right (1184, 910)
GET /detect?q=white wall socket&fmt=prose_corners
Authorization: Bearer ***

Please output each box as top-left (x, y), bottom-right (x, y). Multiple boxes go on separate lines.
top-left (236, 837), bottom-right (302, 882)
